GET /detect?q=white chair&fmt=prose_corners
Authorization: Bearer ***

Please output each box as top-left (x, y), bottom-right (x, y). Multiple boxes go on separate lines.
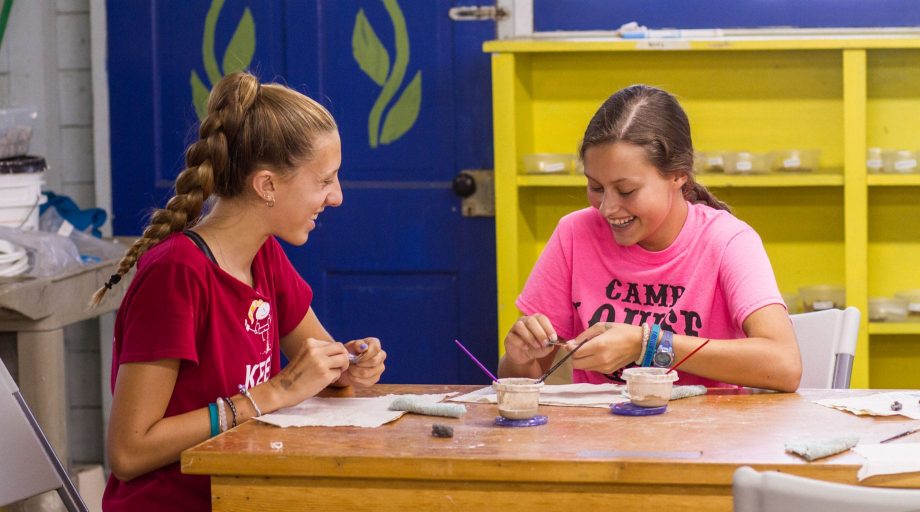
top-left (1, 357), bottom-right (88, 511)
top-left (790, 306), bottom-right (860, 389)
top-left (733, 466), bottom-right (920, 512)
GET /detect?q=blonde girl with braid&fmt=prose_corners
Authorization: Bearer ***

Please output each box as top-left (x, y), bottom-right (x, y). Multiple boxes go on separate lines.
top-left (98, 72), bottom-right (387, 511)
top-left (500, 85), bottom-right (802, 392)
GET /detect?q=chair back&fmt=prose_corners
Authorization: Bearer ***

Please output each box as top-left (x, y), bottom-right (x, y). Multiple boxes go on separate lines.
top-left (0, 357), bottom-right (88, 511)
top-left (790, 306), bottom-right (860, 388)
top-left (733, 466), bottom-right (920, 512)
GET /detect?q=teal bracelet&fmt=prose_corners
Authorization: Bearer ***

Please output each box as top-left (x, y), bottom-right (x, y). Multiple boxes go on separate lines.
top-left (642, 324), bottom-right (661, 367)
top-left (208, 402), bottom-right (219, 437)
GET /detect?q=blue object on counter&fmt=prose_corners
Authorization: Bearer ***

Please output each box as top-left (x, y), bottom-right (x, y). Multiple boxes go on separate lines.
top-left (611, 402), bottom-right (668, 416)
top-left (39, 191), bottom-right (107, 237)
top-left (494, 415), bottom-right (548, 427)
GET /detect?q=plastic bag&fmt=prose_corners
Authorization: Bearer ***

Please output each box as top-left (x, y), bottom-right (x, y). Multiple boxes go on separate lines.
top-left (40, 206), bottom-right (124, 263)
top-left (0, 225), bottom-right (82, 278)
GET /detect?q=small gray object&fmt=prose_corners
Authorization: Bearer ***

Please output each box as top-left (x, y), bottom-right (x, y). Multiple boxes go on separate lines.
top-left (432, 424), bottom-right (454, 438)
top-left (891, 401), bottom-right (903, 411)
top-left (389, 397), bottom-right (467, 418)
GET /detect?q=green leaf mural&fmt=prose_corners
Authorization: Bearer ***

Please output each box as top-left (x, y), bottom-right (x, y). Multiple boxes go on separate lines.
top-left (191, 0), bottom-right (257, 121)
top-left (380, 70), bottom-right (421, 145)
top-left (352, 0), bottom-right (422, 148)
top-left (202, 0), bottom-right (224, 87)
top-left (352, 9), bottom-right (390, 87)
top-left (222, 8), bottom-right (256, 76)
top-left (191, 70), bottom-right (210, 121)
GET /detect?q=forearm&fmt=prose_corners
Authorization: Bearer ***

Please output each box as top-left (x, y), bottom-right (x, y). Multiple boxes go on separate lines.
top-left (108, 406), bottom-right (211, 481)
top-left (670, 334), bottom-right (801, 392)
top-left (109, 384), bottom-right (286, 482)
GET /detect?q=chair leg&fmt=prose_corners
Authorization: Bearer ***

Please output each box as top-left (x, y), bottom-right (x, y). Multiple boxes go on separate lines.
top-left (12, 391), bottom-right (87, 512)
top-left (833, 353), bottom-right (854, 389)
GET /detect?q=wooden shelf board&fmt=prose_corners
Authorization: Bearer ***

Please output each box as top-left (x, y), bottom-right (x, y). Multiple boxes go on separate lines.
top-left (867, 174), bottom-right (920, 187)
top-left (516, 173), bottom-right (844, 188)
top-left (868, 322), bottom-right (920, 335)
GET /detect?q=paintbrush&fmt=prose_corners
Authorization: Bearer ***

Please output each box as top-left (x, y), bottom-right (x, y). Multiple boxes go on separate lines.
top-left (453, 339), bottom-right (498, 382)
top-left (667, 338), bottom-right (711, 374)
top-left (537, 338), bottom-right (590, 383)
top-left (880, 425), bottom-right (920, 444)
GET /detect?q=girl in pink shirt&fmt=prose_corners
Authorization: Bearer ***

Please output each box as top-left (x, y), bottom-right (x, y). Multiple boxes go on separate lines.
top-left (500, 85), bottom-right (802, 392)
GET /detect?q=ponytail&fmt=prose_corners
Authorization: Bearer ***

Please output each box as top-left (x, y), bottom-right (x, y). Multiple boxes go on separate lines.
top-left (682, 179), bottom-right (731, 212)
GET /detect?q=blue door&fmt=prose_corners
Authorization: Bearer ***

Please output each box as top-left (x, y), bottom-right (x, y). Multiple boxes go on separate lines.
top-left (107, 0), bottom-right (497, 384)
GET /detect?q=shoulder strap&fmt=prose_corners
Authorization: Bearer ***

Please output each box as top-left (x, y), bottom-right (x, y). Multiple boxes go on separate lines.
top-left (183, 230), bottom-right (218, 265)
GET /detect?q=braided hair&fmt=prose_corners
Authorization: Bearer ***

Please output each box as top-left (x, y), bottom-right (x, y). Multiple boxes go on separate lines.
top-left (90, 72), bottom-right (336, 306)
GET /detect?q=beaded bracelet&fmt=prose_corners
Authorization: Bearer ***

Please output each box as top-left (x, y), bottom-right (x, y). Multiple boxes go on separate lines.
top-left (224, 396), bottom-right (239, 428)
top-left (238, 384), bottom-right (263, 417)
top-left (635, 322), bottom-right (651, 365)
top-left (216, 397), bottom-right (227, 433)
top-left (641, 324), bottom-right (661, 367)
top-left (208, 403), bottom-right (219, 437)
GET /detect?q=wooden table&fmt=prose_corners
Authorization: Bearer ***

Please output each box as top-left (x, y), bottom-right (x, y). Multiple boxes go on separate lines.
top-left (182, 385), bottom-right (920, 511)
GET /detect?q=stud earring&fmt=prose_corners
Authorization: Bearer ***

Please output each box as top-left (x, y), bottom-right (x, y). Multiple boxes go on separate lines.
top-left (265, 195), bottom-right (275, 208)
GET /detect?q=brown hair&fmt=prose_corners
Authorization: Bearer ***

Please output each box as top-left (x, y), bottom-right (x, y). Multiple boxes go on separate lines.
top-left (90, 71), bottom-right (337, 306)
top-left (579, 84), bottom-right (730, 212)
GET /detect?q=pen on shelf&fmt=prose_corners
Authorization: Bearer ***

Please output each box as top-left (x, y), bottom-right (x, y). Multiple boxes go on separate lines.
top-left (453, 339), bottom-right (498, 382)
top-left (880, 425), bottom-right (920, 444)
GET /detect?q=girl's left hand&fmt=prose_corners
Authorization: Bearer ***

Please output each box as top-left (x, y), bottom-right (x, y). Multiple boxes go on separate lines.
top-left (335, 337), bottom-right (386, 388)
top-left (565, 322), bottom-right (643, 374)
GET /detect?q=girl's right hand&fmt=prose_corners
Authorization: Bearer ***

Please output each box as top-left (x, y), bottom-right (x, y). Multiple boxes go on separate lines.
top-left (504, 314), bottom-right (557, 365)
top-left (271, 338), bottom-right (350, 407)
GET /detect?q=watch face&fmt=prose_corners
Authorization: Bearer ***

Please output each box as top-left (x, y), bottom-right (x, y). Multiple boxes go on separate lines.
top-left (653, 351), bottom-right (673, 368)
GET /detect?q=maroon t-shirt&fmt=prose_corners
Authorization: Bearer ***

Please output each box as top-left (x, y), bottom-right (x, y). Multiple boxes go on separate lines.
top-left (103, 233), bottom-right (312, 511)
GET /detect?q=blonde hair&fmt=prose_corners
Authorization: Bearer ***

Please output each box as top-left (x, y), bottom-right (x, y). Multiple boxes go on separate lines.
top-left (91, 72), bottom-right (337, 306)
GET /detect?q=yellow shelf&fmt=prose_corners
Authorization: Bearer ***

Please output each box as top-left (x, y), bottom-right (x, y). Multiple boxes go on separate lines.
top-left (868, 322), bottom-right (920, 335)
top-left (517, 174), bottom-right (585, 187)
top-left (867, 174), bottom-right (920, 186)
top-left (702, 173), bottom-right (844, 188)
top-left (517, 173), bottom-right (845, 188)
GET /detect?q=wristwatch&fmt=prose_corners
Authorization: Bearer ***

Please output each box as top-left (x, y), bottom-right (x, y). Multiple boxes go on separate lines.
top-left (652, 329), bottom-right (674, 368)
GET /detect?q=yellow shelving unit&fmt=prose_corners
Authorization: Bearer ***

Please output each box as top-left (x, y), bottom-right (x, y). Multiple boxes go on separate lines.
top-left (486, 35), bottom-right (920, 389)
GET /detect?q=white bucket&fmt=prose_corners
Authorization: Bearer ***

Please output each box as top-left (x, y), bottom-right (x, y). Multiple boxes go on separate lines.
top-left (0, 171), bottom-right (46, 230)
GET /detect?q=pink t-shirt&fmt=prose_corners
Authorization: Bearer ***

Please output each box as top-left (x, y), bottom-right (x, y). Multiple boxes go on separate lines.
top-left (103, 233), bottom-right (312, 512)
top-left (516, 202), bottom-right (783, 387)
